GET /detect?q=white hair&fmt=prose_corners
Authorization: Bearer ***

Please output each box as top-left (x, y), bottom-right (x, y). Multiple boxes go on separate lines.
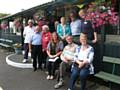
top-left (42, 25), bottom-right (49, 31)
top-left (28, 19), bottom-right (33, 24)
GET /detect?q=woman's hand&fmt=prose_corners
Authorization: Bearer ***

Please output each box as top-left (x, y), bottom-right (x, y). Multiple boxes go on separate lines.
top-left (78, 62), bottom-right (85, 68)
top-left (49, 55), bottom-right (55, 58)
top-left (92, 39), bottom-right (97, 44)
top-left (78, 62), bottom-right (83, 68)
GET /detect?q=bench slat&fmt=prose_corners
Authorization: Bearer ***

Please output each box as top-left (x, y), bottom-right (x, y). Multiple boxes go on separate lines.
top-left (95, 71), bottom-right (120, 84)
top-left (0, 43), bottom-right (11, 48)
top-left (0, 38), bottom-right (5, 41)
top-left (5, 39), bottom-right (13, 43)
top-left (114, 60), bottom-right (120, 65)
top-left (103, 56), bottom-right (120, 64)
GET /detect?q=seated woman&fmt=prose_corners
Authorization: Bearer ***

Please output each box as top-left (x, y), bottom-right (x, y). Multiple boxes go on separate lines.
top-left (68, 33), bottom-right (94, 90)
top-left (46, 32), bottom-right (64, 80)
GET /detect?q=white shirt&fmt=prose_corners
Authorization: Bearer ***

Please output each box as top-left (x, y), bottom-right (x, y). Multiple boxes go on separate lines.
top-left (62, 43), bottom-right (78, 62)
top-left (23, 26), bottom-right (35, 43)
top-left (70, 19), bottom-right (81, 36)
top-left (74, 45), bottom-right (94, 74)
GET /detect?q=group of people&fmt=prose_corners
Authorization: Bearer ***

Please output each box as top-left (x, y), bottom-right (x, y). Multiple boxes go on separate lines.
top-left (22, 9), bottom-right (98, 90)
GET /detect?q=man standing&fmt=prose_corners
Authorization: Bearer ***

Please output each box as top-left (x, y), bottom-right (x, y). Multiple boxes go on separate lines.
top-left (70, 11), bottom-right (81, 44)
top-left (22, 19), bottom-right (35, 63)
top-left (29, 26), bottom-right (42, 71)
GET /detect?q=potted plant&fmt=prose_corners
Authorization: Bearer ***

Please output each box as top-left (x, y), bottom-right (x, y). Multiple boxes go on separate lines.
top-left (13, 43), bottom-right (22, 54)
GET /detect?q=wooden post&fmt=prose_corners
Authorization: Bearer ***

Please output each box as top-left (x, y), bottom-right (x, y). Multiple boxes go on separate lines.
top-left (100, 25), bottom-right (106, 60)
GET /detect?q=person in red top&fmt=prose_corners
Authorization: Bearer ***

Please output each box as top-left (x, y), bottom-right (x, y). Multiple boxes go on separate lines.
top-left (42, 25), bottom-right (51, 69)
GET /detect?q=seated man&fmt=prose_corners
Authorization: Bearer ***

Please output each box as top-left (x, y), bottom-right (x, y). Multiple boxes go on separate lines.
top-left (54, 35), bottom-right (77, 89)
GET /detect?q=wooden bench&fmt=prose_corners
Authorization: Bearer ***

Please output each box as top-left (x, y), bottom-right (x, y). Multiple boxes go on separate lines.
top-left (95, 56), bottom-right (120, 89)
top-left (0, 38), bottom-right (14, 48)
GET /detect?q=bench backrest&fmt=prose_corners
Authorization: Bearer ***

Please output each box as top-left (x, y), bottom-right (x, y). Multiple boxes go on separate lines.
top-left (0, 38), bottom-right (14, 46)
top-left (103, 56), bottom-right (120, 75)
top-left (0, 38), bottom-right (6, 42)
top-left (103, 56), bottom-right (120, 65)
top-left (5, 39), bottom-right (13, 43)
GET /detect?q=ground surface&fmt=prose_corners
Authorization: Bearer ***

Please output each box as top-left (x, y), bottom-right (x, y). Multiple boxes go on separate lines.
top-left (0, 48), bottom-right (115, 90)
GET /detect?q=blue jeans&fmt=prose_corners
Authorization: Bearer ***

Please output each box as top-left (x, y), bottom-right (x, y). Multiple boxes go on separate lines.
top-left (69, 66), bottom-right (90, 90)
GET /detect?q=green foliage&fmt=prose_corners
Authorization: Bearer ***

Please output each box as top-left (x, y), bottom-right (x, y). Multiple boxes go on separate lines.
top-left (0, 13), bottom-right (10, 18)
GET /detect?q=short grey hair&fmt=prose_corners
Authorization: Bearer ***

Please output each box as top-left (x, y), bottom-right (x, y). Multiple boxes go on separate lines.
top-left (42, 25), bottom-right (49, 31)
top-left (28, 19), bottom-right (33, 24)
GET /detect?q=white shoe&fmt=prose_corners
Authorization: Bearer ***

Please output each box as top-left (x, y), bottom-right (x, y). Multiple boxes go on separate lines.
top-left (50, 76), bottom-right (54, 80)
top-left (31, 59), bottom-right (33, 62)
top-left (54, 80), bottom-right (63, 89)
top-left (22, 51), bottom-right (25, 55)
top-left (46, 75), bottom-right (50, 80)
top-left (22, 59), bottom-right (27, 63)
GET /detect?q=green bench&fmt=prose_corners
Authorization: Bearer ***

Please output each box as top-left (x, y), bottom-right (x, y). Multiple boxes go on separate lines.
top-left (0, 38), bottom-right (14, 48)
top-left (95, 56), bottom-right (120, 89)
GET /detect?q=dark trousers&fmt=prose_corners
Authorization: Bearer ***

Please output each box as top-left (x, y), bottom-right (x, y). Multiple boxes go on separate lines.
top-left (47, 58), bottom-right (61, 76)
top-left (32, 45), bottom-right (42, 69)
top-left (24, 43), bottom-right (29, 59)
top-left (69, 66), bottom-right (90, 90)
top-left (42, 51), bottom-right (47, 68)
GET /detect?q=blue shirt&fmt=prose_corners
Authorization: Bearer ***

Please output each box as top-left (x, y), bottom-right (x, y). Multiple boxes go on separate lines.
top-left (31, 32), bottom-right (42, 45)
top-left (57, 23), bottom-right (71, 38)
top-left (70, 19), bottom-right (81, 36)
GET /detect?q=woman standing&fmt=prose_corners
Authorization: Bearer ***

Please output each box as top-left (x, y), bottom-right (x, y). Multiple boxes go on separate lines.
top-left (57, 17), bottom-right (71, 42)
top-left (68, 33), bottom-right (94, 90)
top-left (46, 32), bottom-right (64, 80)
top-left (42, 25), bottom-right (51, 69)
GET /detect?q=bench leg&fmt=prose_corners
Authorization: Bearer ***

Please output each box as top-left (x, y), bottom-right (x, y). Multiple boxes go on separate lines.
top-left (109, 83), bottom-right (112, 90)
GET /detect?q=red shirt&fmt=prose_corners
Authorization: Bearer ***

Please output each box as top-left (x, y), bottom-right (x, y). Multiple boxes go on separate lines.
top-left (42, 32), bottom-right (51, 50)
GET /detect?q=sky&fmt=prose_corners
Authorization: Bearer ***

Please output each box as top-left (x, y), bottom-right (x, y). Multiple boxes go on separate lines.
top-left (0, 0), bottom-right (52, 14)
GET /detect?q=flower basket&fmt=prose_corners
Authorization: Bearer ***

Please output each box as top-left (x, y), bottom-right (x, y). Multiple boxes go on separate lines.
top-left (13, 43), bottom-right (22, 54)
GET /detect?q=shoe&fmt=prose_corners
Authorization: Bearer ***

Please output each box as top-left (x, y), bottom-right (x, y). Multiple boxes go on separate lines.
top-left (68, 88), bottom-right (71, 90)
top-left (46, 75), bottom-right (50, 80)
top-left (33, 68), bottom-right (37, 72)
top-left (31, 59), bottom-right (33, 63)
top-left (54, 80), bottom-right (63, 89)
top-left (50, 76), bottom-right (54, 80)
top-left (38, 66), bottom-right (42, 70)
top-left (22, 59), bottom-right (27, 63)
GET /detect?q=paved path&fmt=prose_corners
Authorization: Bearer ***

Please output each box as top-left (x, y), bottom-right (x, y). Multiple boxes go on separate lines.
top-left (0, 49), bottom-right (67, 90)
top-left (0, 48), bottom-right (112, 90)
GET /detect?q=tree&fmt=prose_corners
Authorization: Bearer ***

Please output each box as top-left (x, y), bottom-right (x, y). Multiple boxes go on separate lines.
top-left (0, 13), bottom-right (10, 18)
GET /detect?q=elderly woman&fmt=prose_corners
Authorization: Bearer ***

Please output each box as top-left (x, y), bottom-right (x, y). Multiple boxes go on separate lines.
top-left (68, 33), bottom-right (94, 90)
top-left (46, 32), bottom-right (64, 80)
top-left (57, 17), bottom-right (71, 42)
top-left (42, 25), bottom-right (51, 69)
